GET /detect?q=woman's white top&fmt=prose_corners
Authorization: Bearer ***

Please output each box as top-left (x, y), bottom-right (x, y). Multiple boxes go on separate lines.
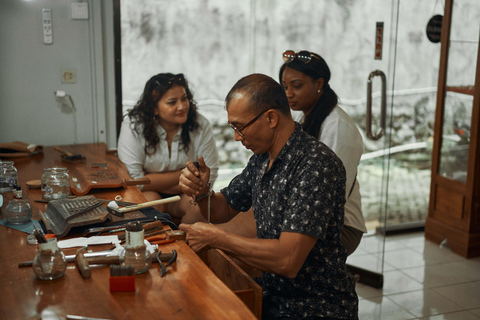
top-left (296, 106), bottom-right (367, 233)
top-left (117, 113), bottom-right (219, 189)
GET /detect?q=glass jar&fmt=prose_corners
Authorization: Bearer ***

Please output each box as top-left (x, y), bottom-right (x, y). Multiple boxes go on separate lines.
top-left (33, 238), bottom-right (67, 280)
top-left (41, 167), bottom-right (71, 200)
top-left (0, 161), bottom-right (18, 193)
top-left (121, 227), bottom-right (151, 274)
top-left (4, 199), bottom-right (32, 224)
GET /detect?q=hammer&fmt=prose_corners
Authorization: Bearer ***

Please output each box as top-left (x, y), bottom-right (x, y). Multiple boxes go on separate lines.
top-left (107, 195), bottom-right (181, 217)
top-left (75, 246), bottom-right (91, 279)
top-left (54, 146), bottom-right (85, 161)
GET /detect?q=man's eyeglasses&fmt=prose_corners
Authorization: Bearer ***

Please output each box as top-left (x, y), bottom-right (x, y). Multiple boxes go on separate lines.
top-left (228, 109), bottom-right (269, 138)
top-left (154, 73), bottom-right (185, 93)
top-left (282, 50), bottom-right (319, 64)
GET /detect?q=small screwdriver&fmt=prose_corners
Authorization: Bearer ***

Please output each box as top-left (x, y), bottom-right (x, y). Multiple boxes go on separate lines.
top-left (191, 161), bottom-right (200, 205)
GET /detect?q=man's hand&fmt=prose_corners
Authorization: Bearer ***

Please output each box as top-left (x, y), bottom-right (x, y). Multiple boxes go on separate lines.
top-left (179, 222), bottom-right (225, 253)
top-left (179, 156), bottom-right (211, 197)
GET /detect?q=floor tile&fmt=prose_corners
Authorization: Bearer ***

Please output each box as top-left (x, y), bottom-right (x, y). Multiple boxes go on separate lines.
top-left (419, 310), bottom-right (480, 319)
top-left (386, 288), bottom-right (464, 317)
top-left (350, 231), bottom-right (480, 319)
top-left (382, 270), bottom-right (424, 295)
top-left (356, 282), bottom-right (384, 299)
top-left (386, 231), bottom-right (425, 249)
top-left (357, 235), bottom-right (385, 254)
top-left (419, 244), bottom-right (465, 265)
top-left (400, 264), bottom-right (473, 288)
top-left (383, 235), bottom-right (418, 252)
top-left (383, 247), bottom-right (427, 269)
top-left (353, 242), bottom-right (370, 255)
top-left (433, 281), bottom-right (480, 309)
top-left (359, 295), bottom-right (417, 320)
top-left (347, 252), bottom-right (395, 273)
top-left (441, 259), bottom-right (480, 282)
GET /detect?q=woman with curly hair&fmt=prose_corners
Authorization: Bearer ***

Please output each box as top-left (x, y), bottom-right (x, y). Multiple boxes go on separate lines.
top-left (118, 73), bottom-right (219, 223)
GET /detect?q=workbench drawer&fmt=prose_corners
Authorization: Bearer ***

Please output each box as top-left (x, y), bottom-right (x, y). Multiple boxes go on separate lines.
top-left (199, 249), bottom-right (262, 319)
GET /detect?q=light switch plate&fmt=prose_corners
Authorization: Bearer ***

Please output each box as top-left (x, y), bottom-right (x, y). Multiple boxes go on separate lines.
top-left (71, 3), bottom-right (88, 20)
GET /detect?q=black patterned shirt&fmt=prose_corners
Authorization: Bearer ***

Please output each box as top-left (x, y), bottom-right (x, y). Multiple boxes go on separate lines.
top-left (221, 123), bottom-right (358, 319)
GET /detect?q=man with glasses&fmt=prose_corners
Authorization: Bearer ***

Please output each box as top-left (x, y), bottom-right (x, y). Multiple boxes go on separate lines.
top-left (179, 74), bottom-right (358, 320)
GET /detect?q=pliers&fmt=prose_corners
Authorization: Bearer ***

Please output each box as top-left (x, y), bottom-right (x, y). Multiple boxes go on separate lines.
top-left (157, 249), bottom-right (177, 277)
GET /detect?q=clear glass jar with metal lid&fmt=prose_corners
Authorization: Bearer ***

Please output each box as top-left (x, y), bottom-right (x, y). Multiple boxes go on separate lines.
top-left (0, 161), bottom-right (18, 193)
top-left (41, 167), bottom-right (71, 200)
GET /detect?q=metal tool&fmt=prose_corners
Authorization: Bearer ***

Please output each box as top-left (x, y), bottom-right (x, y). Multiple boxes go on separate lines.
top-left (83, 217), bottom-right (159, 235)
top-left (110, 264), bottom-right (134, 277)
top-left (37, 196), bottom-right (137, 207)
top-left (40, 196), bottom-right (110, 238)
top-left (157, 249), bottom-right (177, 277)
top-left (19, 251), bottom-right (176, 268)
top-left (18, 250), bottom-right (118, 267)
top-left (54, 146), bottom-right (86, 161)
top-left (106, 196), bottom-right (181, 217)
top-left (191, 161), bottom-right (200, 205)
top-left (64, 201), bottom-right (103, 221)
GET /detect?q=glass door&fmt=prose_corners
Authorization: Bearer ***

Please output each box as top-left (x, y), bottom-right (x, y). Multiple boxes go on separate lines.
top-left (345, 0), bottom-right (443, 288)
top-left (343, 1), bottom-right (399, 288)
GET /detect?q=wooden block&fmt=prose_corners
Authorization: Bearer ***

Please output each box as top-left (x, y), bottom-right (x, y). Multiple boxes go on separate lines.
top-left (109, 276), bottom-right (135, 292)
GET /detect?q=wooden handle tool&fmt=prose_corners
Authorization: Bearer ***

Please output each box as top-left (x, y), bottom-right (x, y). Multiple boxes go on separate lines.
top-left (76, 247), bottom-right (92, 279)
top-left (86, 255), bottom-right (120, 265)
top-left (107, 196), bottom-right (181, 215)
top-left (167, 230), bottom-right (186, 240)
top-left (54, 146), bottom-right (85, 161)
top-left (119, 196), bottom-right (181, 213)
top-left (142, 220), bottom-right (163, 231)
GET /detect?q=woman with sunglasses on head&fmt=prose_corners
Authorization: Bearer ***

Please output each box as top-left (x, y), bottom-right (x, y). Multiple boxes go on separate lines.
top-left (280, 50), bottom-right (367, 255)
top-left (117, 73), bottom-right (219, 224)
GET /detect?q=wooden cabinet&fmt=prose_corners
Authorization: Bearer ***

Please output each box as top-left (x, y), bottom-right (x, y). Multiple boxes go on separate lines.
top-left (426, 0), bottom-right (480, 258)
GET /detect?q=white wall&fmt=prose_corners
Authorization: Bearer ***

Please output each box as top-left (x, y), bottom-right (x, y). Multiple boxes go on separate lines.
top-left (0, 0), bottom-right (116, 148)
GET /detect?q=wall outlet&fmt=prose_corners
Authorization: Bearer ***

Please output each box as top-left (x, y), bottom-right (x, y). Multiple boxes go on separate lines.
top-left (62, 69), bottom-right (76, 83)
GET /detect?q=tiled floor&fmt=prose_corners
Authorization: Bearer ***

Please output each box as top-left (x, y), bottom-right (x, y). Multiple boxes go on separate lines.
top-left (347, 231), bottom-right (480, 319)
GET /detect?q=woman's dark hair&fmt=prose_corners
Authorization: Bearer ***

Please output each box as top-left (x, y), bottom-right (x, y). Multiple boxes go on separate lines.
top-left (279, 52), bottom-right (338, 138)
top-left (127, 73), bottom-right (199, 155)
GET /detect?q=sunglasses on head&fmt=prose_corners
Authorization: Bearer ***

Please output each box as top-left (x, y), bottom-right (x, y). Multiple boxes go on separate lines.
top-left (282, 50), bottom-right (319, 64)
top-left (154, 73), bottom-right (185, 93)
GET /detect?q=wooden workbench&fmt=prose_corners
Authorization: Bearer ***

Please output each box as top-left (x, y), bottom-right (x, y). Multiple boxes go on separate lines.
top-left (0, 143), bottom-right (258, 320)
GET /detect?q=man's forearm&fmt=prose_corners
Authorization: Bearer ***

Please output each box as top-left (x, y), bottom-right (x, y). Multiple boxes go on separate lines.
top-left (196, 192), bottom-right (236, 224)
top-left (211, 230), bottom-right (317, 279)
